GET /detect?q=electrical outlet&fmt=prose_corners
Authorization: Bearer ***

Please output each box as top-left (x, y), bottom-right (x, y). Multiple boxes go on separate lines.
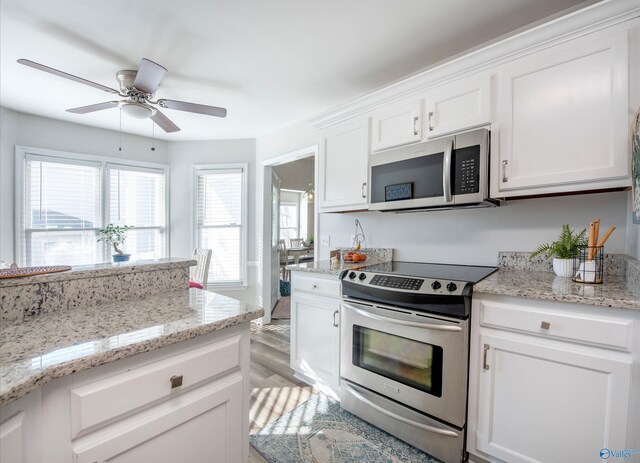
top-left (320, 235), bottom-right (330, 246)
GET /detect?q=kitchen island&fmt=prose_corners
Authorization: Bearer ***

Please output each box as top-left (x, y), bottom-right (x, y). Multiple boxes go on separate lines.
top-left (0, 259), bottom-right (263, 463)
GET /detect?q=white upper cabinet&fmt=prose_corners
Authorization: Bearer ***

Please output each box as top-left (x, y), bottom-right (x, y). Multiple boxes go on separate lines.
top-left (423, 74), bottom-right (492, 139)
top-left (494, 29), bottom-right (630, 197)
top-left (371, 99), bottom-right (422, 152)
top-left (319, 118), bottom-right (369, 212)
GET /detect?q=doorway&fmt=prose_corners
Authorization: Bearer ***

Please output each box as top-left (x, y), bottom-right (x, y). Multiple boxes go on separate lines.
top-left (260, 145), bottom-right (318, 324)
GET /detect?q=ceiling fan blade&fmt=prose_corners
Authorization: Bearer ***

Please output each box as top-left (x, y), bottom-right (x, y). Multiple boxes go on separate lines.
top-left (17, 59), bottom-right (120, 94)
top-left (66, 101), bottom-right (120, 114)
top-left (133, 58), bottom-right (167, 94)
top-left (151, 109), bottom-right (180, 133)
top-left (158, 99), bottom-right (227, 118)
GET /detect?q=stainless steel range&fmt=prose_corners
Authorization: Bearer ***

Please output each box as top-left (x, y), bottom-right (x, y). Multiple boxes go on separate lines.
top-left (339, 261), bottom-right (497, 463)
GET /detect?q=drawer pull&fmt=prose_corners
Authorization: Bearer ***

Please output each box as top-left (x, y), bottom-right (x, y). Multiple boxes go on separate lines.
top-left (333, 310), bottom-right (339, 327)
top-left (312, 284), bottom-right (318, 289)
top-left (483, 344), bottom-right (490, 370)
top-left (540, 321), bottom-right (551, 330)
top-left (170, 375), bottom-right (183, 389)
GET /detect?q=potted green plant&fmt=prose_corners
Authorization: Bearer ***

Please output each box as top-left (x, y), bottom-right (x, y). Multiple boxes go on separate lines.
top-left (98, 224), bottom-right (134, 262)
top-left (530, 224), bottom-right (587, 277)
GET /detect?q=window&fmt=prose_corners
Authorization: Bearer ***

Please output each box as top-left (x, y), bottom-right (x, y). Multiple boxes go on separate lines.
top-left (107, 165), bottom-right (167, 260)
top-left (195, 164), bottom-right (247, 287)
top-left (17, 147), bottom-right (168, 266)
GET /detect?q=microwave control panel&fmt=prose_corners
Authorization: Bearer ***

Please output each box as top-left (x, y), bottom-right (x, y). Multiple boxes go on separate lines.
top-left (454, 146), bottom-right (480, 195)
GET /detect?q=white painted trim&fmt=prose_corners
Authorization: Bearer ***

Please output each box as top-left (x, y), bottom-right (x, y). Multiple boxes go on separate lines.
top-left (308, 2), bottom-right (640, 129)
top-left (261, 145), bottom-right (319, 166)
top-left (193, 163), bottom-right (249, 287)
top-left (14, 146), bottom-right (170, 266)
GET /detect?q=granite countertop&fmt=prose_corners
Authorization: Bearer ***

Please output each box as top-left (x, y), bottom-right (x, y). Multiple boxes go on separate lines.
top-left (0, 288), bottom-right (264, 406)
top-left (0, 257), bottom-right (196, 287)
top-left (286, 257), bottom-right (390, 276)
top-left (475, 269), bottom-right (640, 311)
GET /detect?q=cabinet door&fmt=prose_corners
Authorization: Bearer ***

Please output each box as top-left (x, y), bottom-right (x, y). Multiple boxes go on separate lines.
top-left (495, 30), bottom-right (629, 196)
top-left (290, 293), bottom-right (340, 392)
top-left (424, 74), bottom-right (491, 139)
top-left (319, 118), bottom-right (369, 212)
top-left (476, 333), bottom-right (631, 463)
top-left (371, 99), bottom-right (422, 151)
top-left (73, 374), bottom-right (244, 463)
top-left (0, 412), bottom-right (24, 463)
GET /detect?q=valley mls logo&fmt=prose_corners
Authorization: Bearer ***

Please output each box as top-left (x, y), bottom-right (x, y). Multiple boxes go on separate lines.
top-left (600, 448), bottom-right (640, 460)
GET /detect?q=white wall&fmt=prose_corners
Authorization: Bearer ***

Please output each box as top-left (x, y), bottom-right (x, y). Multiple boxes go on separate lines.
top-left (319, 191), bottom-right (629, 265)
top-left (0, 107), bottom-right (169, 264)
top-left (168, 138), bottom-right (257, 303)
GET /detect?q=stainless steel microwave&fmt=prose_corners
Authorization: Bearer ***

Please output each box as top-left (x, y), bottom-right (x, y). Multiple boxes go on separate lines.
top-left (369, 128), bottom-right (498, 212)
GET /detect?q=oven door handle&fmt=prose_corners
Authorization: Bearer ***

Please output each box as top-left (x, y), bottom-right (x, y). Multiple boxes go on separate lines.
top-left (345, 383), bottom-right (459, 437)
top-left (342, 303), bottom-right (462, 332)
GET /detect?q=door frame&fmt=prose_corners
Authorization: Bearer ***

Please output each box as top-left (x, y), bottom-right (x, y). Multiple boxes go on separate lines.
top-left (259, 145), bottom-right (318, 324)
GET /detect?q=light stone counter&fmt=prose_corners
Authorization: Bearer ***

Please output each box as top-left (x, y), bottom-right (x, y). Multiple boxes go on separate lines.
top-left (0, 288), bottom-right (263, 406)
top-left (475, 253), bottom-right (640, 311)
top-left (287, 248), bottom-right (393, 276)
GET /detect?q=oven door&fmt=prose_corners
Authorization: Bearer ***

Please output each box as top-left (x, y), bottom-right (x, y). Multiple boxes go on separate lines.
top-left (340, 298), bottom-right (469, 427)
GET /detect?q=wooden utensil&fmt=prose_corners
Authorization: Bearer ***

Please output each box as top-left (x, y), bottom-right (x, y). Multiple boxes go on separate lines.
top-left (587, 221), bottom-right (596, 261)
top-left (596, 226), bottom-right (616, 248)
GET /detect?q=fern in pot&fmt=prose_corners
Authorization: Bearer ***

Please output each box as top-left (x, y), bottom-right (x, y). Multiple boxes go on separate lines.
top-left (530, 224), bottom-right (587, 277)
top-left (98, 224), bottom-right (134, 262)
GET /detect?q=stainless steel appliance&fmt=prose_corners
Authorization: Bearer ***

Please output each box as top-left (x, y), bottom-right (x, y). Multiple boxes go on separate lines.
top-left (369, 128), bottom-right (497, 212)
top-left (340, 261), bottom-right (498, 463)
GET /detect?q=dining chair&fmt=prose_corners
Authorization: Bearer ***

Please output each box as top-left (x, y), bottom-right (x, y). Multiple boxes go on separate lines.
top-left (290, 237), bottom-right (305, 247)
top-left (278, 239), bottom-right (292, 281)
top-left (190, 248), bottom-right (212, 289)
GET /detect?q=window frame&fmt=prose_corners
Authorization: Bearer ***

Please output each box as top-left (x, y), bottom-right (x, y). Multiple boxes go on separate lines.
top-left (192, 163), bottom-right (248, 289)
top-left (15, 146), bottom-right (170, 266)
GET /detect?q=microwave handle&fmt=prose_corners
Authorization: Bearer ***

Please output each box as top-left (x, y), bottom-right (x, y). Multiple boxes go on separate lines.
top-left (443, 139), bottom-right (453, 203)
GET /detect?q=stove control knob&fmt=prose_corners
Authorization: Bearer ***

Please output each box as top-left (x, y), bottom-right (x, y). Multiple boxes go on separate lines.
top-left (431, 281), bottom-right (441, 290)
top-left (446, 282), bottom-right (457, 292)
top-left (358, 273), bottom-right (367, 281)
top-left (348, 272), bottom-right (357, 279)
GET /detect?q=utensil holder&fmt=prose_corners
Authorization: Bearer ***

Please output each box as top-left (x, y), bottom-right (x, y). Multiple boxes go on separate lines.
top-left (572, 246), bottom-right (604, 284)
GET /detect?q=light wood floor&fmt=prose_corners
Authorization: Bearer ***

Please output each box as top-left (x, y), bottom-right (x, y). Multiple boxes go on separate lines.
top-left (248, 319), bottom-right (317, 463)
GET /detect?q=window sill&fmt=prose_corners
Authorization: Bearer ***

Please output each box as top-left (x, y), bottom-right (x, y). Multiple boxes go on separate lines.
top-left (205, 284), bottom-right (248, 292)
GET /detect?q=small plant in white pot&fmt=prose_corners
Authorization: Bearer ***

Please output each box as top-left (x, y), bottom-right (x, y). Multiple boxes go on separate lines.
top-left (530, 224), bottom-right (587, 277)
top-left (98, 224), bottom-right (134, 262)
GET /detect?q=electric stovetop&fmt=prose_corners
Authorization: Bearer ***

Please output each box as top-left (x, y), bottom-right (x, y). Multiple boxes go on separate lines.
top-left (359, 261), bottom-right (498, 284)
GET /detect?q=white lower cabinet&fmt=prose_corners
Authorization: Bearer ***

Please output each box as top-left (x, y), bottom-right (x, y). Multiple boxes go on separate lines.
top-left (467, 295), bottom-right (638, 463)
top-left (0, 324), bottom-right (250, 463)
top-left (290, 272), bottom-right (341, 394)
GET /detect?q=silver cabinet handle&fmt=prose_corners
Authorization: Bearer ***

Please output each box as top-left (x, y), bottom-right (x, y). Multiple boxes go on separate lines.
top-left (413, 116), bottom-right (419, 136)
top-left (428, 111), bottom-right (434, 131)
top-left (540, 321), bottom-right (551, 330)
top-left (345, 383), bottom-right (459, 437)
top-left (502, 160), bottom-right (508, 183)
top-left (170, 375), bottom-right (183, 389)
top-left (312, 284), bottom-right (318, 289)
top-left (443, 139), bottom-right (453, 203)
top-left (483, 344), bottom-right (490, 370)
top-left (333, 310), bottom-right (339, 327)
top-left (342, 302), bottom-right (462, 331)
top-left (361, 182), bottom-right (367, 198)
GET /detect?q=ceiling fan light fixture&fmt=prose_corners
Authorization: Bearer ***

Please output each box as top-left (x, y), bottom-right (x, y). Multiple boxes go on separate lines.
top-left (120, 102), bottom-right (155, 119)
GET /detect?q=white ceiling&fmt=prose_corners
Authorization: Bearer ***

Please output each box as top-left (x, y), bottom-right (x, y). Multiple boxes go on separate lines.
top-left (1, 0), bottom-right (592, 141)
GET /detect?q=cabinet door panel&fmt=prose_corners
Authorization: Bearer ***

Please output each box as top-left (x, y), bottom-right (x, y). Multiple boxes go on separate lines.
top-left (74, 374), bottom-right (244, 463)
top-left (497, 30), bottom-right (629, 194)
top-left (371, 100), bottom-right (422, 151)
top-left (290, 293), bottom-right (340, 391)
top-left (477, 334), bottom-right (631, 463)
top-left (0, 412), bottom-right (23, 463)
top-left (424, 74), bottom-right (491, 138)
top-left (319, 119), bottom-right (369, 212)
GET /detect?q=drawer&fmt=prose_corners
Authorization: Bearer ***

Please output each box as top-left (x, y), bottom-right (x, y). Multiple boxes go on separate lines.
top-left (479, 300), bottom-right (634, 352)
top-left (70, 334), bottom-right (241, 437)
top-left (293, 274), bottom-right (341, 298)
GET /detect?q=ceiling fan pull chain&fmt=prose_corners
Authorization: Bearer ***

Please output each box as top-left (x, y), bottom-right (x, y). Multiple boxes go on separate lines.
top-left (118, 108), bottom-right (122, 152)
top-left (151, 122), bottom-right (156, 151)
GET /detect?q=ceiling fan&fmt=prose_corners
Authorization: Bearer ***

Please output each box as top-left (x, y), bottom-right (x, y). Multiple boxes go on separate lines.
top-left (17, 58), bottom-right (227, 133)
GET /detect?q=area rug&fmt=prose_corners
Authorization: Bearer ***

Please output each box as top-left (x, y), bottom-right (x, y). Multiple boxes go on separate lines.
top-left (250, 394), bottom-right (442, 463)
top-left (271, 296), bottom-right (290, 319)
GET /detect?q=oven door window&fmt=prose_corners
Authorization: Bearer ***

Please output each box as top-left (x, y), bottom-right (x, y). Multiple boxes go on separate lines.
top-left (352, 325), bottom-right (443, 397)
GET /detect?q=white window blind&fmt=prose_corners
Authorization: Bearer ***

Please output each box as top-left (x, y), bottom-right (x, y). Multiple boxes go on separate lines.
top-left (107, 165), bottom-right (167, 260)
top-left (18, 149), bottom-right (169, 267)
top-left (196, 166), bottom-right (246, 286)
top-left (23, 155), bottom-right (102, 266)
